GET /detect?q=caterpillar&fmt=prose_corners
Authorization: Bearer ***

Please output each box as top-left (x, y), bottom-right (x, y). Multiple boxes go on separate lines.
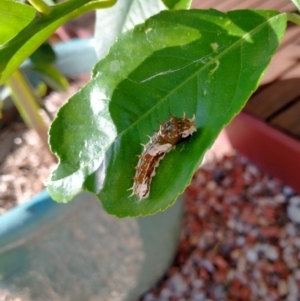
top-left (129, 114), bottom-right (196, 200)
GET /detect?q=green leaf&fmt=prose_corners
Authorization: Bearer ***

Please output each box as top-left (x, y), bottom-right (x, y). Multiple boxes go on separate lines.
top-left (0, 0), bottom-right (116, 84)
top-left (30, 42), bottom-right (56, 65)
top-left (291, 0), bottom-right (300, 12)
top-left (162, 0), bottom-right (192, 10)
top-left (48, 9), bottom-right (287, 217)
top-left (0, 1), bottom-right (35, 44)
top-left (32, 64), bottom-right (69, 91)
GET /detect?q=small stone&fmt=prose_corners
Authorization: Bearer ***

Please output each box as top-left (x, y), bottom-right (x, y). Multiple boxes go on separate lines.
top-left (144, 293), bottom-right (156, 301)
top-left (294, 269), bottom-right (300, 280)
top-left (278, 279), bottom-right (288, 296)
top-left (293, 237), bottom-right (300, 249)
top-left (201, 259), bottom-right (215, 273)
top-left (246, 248), bottom-right (258, 263)
top-left (265, 179), bottom-right (276, 190)
top-left (198, 237), bottom-right (206, 249)
top-left (168, 274), bottom-right (187, 295)
top-left (253, 269), bottom-right (263, 280)
top-left (231, 249), bottom-right (241, 261)
top-left (213, 284), bottom-right (225, 299)
top-left (283, 253), bottom-right (298, 269)
top-left (264, 245), bottom-right (279, 261)
top-left (224, 160), bottom-right (233, 170)
top-left (236, 236), bottom-right (245, 246)
top-left (227, 219), bottom-right (236, 229)
top-left (249, 228), bottom-right (259, 237)
top-left (283, 186), bottom-right (294, 197)
top-left (280, 239), bottom-right (289, 249)
top-left (290, 196), bottom-right (300, 206)
top-left (257, 283), bottom-right (268, 298)
top-left (14, 137), bottom-right (22, 145)
top-left (288, 276), bottom-right (299, 296)
top-left (227, 269), bottom-right (236, 282)
top-left (191, 292), bottom-right (205, 301)
top-left (286, 223), bottom-right (297, 236)
top-left (237, 255), bottom-right (247, 273)
top-left (194, 171), bottom-right (206, 185)
top-left (257, 216), bottom-right (268, 226)
top-left (206, 181), bottom-right (217, 191)
top-left (235, 221), bottom-right (245, 233)
top-left (286, 294), bottom-right (298, 301)
top-left (249, 182), bottom-right (263, 194)
top-left (222, 177), bottom-right (233, 187)
top-left (182, 261), bottom-right (192, 275)
top-left (247, 164), bottom-right (259, 175)
top-left (192, 279), bottom-right (203, 289)
top-left (287, 205), bottom-right (300, 223)
top-left (249, 281), bottom-right (258, 295)
top-left (274, 194), bottom-right (286, 204)
top-left (160, 288), bottom-right (172, 300)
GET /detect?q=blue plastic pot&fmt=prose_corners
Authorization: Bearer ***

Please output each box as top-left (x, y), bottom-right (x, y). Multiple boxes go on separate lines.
top-left (0, 190), bottom-right (183, 301)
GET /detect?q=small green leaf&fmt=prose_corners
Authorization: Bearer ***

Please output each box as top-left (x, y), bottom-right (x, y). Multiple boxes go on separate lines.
top-left (30, 42), bottom-right (56, 65)
top-left (162, 0), bottom-right (192, 10)
top-left (32, 64), bottom-right (69, 91)
top-left (48, 9), bottom-right (287, 217)
top-left (35, 81), bottom-right (48, 97)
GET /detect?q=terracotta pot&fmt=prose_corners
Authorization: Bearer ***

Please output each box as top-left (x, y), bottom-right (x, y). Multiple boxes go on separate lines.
top-left (226, 112), bottom-right (300, 194)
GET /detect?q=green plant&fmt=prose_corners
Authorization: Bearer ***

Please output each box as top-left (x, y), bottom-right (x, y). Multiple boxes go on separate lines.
top-left (3, 41), bottom-right (68, 148)
top-left (1, 0), bottom-right (300, 218)
top-left (0, 0), bottom-right (114, 147)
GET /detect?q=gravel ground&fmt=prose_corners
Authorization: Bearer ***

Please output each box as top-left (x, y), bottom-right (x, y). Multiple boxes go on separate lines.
top-left (140, 154), bottom-right (300, 301)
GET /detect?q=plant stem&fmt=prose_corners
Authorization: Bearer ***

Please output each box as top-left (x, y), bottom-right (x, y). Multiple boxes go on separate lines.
top-left (27, 0), bottom-right (53, 14)
top-left (286, 12), bottom-right (300, 26)
top-left (6, 69), bottom-right (49, 150)
top-left (75, 0), bottom-right (118, 16)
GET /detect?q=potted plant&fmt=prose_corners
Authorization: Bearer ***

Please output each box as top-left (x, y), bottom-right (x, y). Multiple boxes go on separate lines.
top-left (0, 1), bottom-right (184, 300)
top-left (1, 0), bottom-right (300, 300)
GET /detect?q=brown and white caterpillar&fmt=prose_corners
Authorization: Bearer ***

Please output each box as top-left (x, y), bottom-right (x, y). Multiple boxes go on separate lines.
top-left (129, 114), bottom-right (196, 200)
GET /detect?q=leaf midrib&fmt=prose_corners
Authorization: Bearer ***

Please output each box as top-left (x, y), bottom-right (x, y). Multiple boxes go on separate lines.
top-left (119, 14), bottom-right (282, 132)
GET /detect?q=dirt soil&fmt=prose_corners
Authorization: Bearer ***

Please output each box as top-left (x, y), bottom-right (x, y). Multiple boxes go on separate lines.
top-left (0, 78), bottom-right (88, 215)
